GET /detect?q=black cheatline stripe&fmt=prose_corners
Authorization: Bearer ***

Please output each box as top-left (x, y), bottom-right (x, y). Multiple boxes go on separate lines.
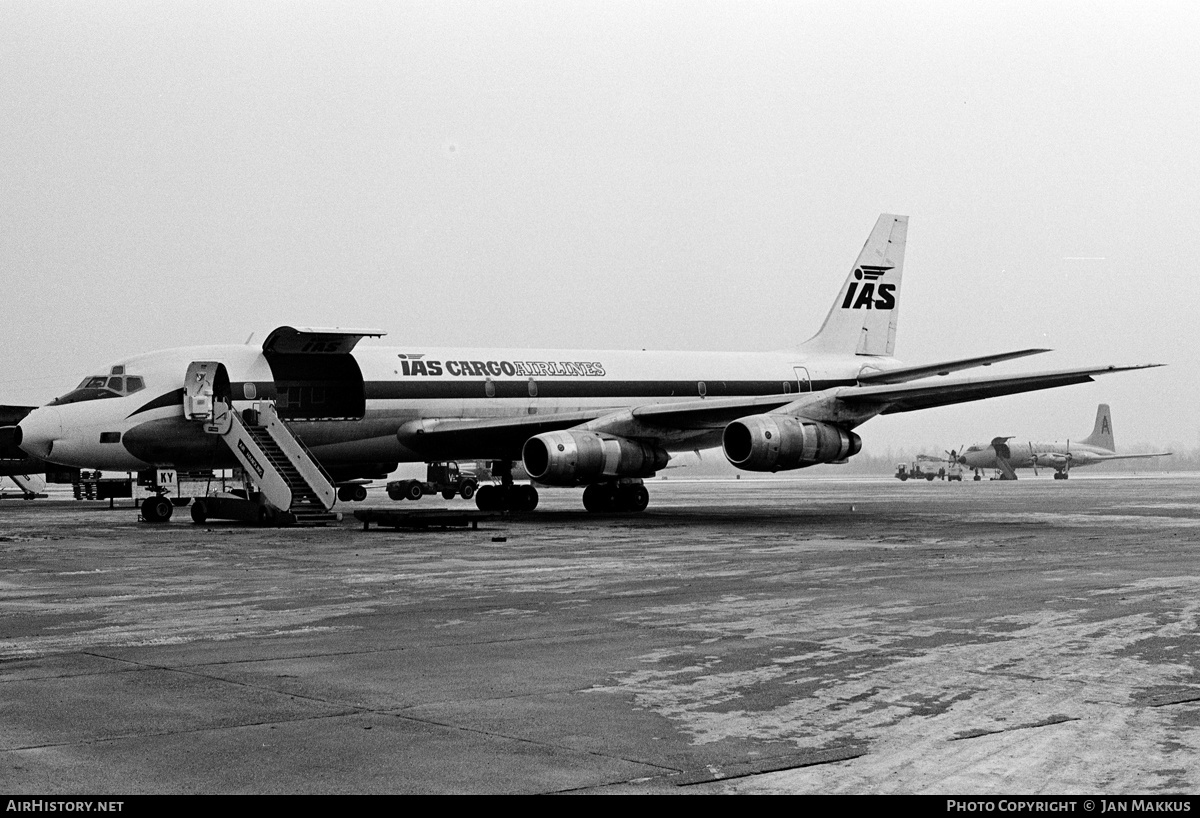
top-left (363, 379), bottom-right (850, 400)
top-left (126, 378), bottom-right (854, 418)
top-left (126, 388), bottom-right (185, 418)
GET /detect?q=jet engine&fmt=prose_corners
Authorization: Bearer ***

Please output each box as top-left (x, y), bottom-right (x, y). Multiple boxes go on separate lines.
top-left (722, 414), bottom-right (861, 472)
top-left (522, 430), bottom-right (669, 486)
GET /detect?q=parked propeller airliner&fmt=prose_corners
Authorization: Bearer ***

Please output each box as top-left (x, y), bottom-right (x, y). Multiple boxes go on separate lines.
top-left (0, 215), bottom-right (1160, 522)
top-left (959, 404), bottom-right (1170, 480)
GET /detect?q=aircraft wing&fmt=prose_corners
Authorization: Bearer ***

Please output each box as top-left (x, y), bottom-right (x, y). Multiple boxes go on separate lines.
top-left (855, 348), bottom-right (1050, 384)
top-left (837, 364), bottom-right (1162, 415)
top-left (404, 394), bottom-right (800, 458)
top-left (1093, 452), bottom-right (1173, 460)
top-left (404, 410), bottom-right (606, 458)
top-left (401, 364), bottom-right (1160, 459)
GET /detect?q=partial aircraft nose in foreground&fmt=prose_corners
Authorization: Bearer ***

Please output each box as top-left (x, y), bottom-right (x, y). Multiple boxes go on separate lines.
top-left (3, 214), bottom-right (1163, 523)
top-left (14, 407), bottom-right (60, 460)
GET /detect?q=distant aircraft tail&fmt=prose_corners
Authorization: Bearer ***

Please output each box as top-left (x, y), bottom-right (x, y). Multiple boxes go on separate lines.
top-left (800, 214), bottom-right (907, 357)
top-left (1080, 404), bottom-right (1115, 451)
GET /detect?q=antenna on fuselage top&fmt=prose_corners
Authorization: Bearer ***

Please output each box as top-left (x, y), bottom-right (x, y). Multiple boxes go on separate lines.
top-left (245, 332), bottom-right (255, 345)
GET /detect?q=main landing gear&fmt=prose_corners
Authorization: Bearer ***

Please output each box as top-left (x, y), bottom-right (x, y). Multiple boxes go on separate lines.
top-left (475, 460), bottom-right (539, 512)
top-left (582, 482), bottom-right (649, 513)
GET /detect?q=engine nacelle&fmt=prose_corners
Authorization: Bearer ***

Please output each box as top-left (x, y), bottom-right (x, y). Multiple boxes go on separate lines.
top-left (1032, 452), bottom-right (1070, 469)
top-left (523, 430), bottom-right (669, 486)
top-left (723, 415), bottom-right (861, 472)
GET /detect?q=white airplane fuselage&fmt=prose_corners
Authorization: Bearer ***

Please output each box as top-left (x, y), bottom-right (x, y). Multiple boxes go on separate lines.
top-left (7, 215), bottom-right (1158, 510)
top-left (16, 343), bottom-right (891, 474)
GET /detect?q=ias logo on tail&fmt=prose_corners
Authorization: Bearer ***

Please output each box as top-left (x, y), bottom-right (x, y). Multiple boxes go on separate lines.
top-left (842, 264), bottom-right (896, 310)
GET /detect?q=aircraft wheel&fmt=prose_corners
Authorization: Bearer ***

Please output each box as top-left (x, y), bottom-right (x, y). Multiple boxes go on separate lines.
top-left (352, 485), bottom-right (368, 502)
top-left (460, 482), bottom-right (476, 500)
top-left (142, 495), bottom-right (173, 523)
top-left (621, 484), bottom-right (649, 512)
top-left (475, 484), bottom-right (497, 511)
top-left (405, 481), bottom-right (423, 501)
top-left (514, 485), bottom-right (538, 512)
top-left (582, 483), bottom-right (616, 513)
top-left (190, 500), bottom-right (208, 524)
top-left (337, 486), bottom-right (353, 502)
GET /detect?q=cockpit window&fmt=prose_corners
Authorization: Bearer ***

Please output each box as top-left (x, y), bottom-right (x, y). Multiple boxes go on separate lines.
top-left (50, 388), bottom-right (121, 406)
top-left (51, 369), bottom-right (147, 405)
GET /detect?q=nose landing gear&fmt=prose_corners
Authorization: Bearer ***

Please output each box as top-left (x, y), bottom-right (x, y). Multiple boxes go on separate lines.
top-left (140, 494), bottom-right (173, 523)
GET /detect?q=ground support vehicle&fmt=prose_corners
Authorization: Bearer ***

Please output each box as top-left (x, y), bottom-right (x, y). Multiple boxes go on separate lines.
top-left (387, 461), bottom-right (479, 502)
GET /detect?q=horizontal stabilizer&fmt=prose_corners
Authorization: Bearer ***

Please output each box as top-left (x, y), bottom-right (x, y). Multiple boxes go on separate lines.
top-left (838, 364), bottom-right (1163, 415)
top-left (856, 349), bottom-right (1051, 385)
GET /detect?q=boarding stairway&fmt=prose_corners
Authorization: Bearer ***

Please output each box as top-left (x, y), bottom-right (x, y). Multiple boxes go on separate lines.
top-left (205, 398), bottom-right (340, 526)
top-left (11, 473), bottom-right (46, 498)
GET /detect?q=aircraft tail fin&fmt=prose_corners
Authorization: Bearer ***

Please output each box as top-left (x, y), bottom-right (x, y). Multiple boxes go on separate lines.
top-left (800, 214), bottom-right (907, 357)
top-left (1080, 404), bottom-right (1115, 451)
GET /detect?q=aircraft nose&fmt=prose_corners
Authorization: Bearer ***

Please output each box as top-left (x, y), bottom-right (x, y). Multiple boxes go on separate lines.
top-left (17, 407), bottom-right (62, 460)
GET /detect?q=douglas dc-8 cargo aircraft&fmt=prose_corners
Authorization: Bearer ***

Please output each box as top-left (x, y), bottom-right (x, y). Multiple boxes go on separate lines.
top-left (0, 215), bottom-right (1159, 523)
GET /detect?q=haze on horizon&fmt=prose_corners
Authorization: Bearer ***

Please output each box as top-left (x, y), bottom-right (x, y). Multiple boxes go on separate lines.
top-left (2, 1), bottom-right (1196, 454)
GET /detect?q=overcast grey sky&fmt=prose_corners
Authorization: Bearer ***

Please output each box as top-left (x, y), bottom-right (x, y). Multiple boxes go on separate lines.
top-left (2, 0), bottom-right (1197, 452)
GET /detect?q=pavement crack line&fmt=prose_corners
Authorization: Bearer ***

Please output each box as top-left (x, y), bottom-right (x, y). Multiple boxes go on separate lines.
top-left (74, 651), bottom-right (681, 774)
top-left (1, 710), bottom-right (363, 752)
top-left (950, 715), bottom-right (1080, 741)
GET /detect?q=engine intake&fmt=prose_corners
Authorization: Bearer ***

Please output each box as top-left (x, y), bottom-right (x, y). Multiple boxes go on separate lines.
top-left (723, 415), bottom-right (861, 472)
top-left (523, 431), bottom-right (669, 486)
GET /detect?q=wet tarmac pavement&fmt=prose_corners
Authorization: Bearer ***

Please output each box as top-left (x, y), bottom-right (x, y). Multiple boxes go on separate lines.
top-left (1, 475), bottom-right (1198, 793)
